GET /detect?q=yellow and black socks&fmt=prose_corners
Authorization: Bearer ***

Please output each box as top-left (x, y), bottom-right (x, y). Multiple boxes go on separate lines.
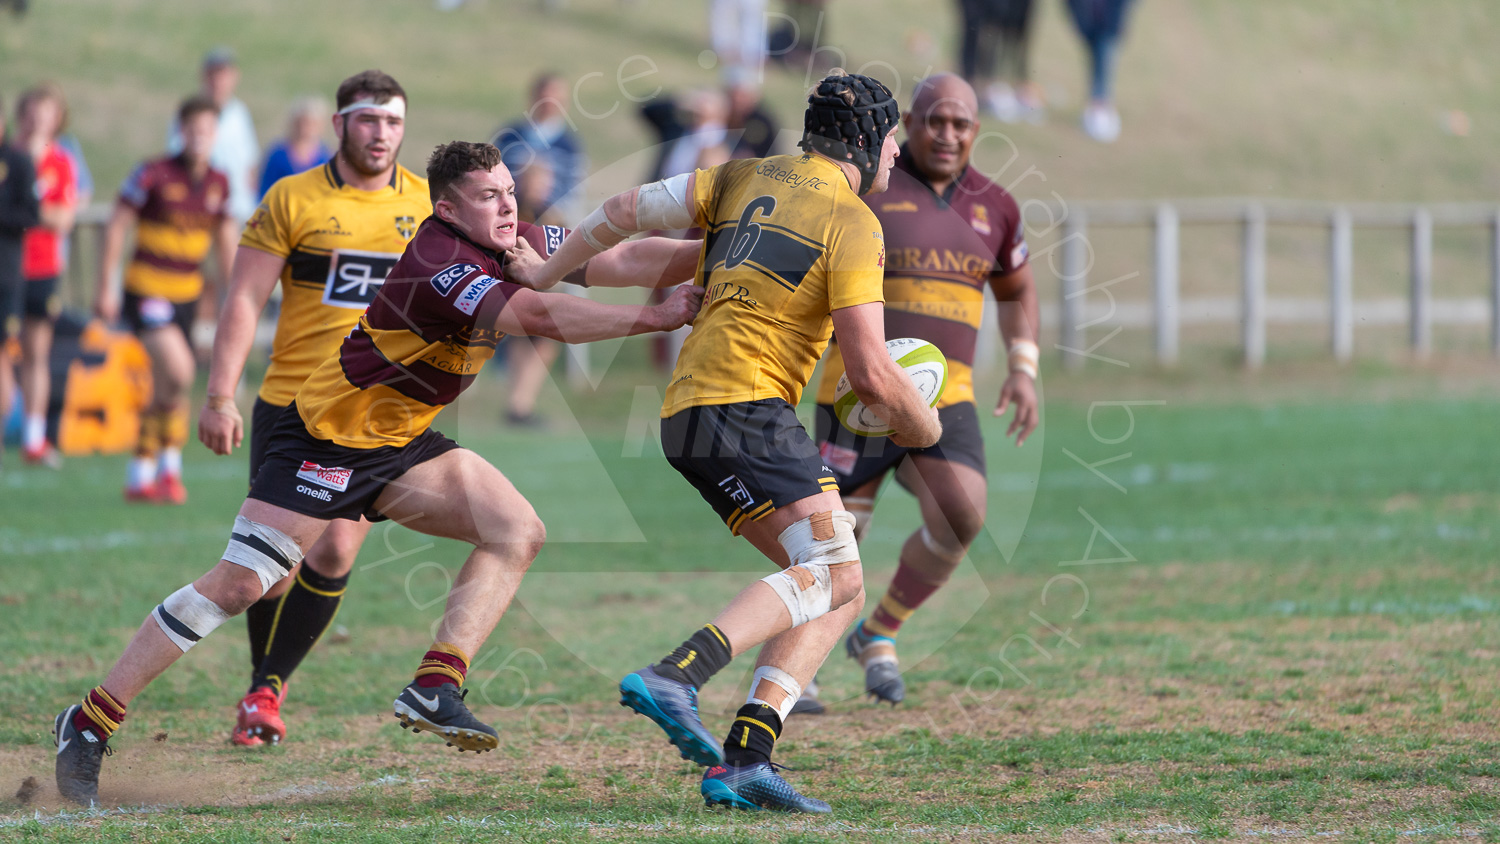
top-left (248, 566), bottom-right (349, 694)
top-left (415, 642), bottom-right (470, 688)
top-left (74, 685), bottom-right (126, 739)
top-left (723, 703), bottom-right (781, 767)
top-left (653, 623), bottom-right (733, 689)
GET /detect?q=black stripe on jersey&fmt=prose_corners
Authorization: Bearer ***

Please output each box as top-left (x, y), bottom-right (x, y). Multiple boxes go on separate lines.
top-left (883, 310), bottom-right (978, 366)
top-left (324, 162), bottom-right (340, 189)
top-left (702, 225), bottom-right (824, 292)
top-left (287, 247), bottom-right (334, 284)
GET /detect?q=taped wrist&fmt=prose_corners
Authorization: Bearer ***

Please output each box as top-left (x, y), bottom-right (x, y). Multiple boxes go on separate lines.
top-left (1008, 339), bottom-right (1039, 379)
top-left (221, 515), bottom-right (304, 593)
top-left (762, 510), bottom-right (859, 627)
top-left (152, 584), bottom-right (232, 652)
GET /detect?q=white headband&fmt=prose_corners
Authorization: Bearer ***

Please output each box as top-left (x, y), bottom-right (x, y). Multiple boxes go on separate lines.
top-left (337, 97), bottom-right (406, 119)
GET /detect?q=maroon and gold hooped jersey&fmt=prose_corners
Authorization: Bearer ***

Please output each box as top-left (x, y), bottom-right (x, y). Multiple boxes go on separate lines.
top-left (118, 155), bottom-right (230, 303)
top-left (295, 218), bottom-right (564, 449)
top-left (815, 148), bottom-right (1028, 408)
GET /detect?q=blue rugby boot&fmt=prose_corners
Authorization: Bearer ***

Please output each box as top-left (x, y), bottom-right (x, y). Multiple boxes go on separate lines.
top-left (619, 666), bottom-right (724, 766)
top-left (701, 762), bottom-right (832, 813)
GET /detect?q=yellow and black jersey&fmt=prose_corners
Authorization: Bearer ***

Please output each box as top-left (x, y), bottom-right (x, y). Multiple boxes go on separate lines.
top-left (240, 161), bottom-right (431, 405)
top-left (661, 153), bottom-right (886, 417)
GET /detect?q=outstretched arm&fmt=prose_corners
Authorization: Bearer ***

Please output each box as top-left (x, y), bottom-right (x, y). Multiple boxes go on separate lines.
top-left (524, 172), bottom-right (699, 290)
top-left (583, 236), bottom-right (702, 289)
top-left (494, 284), bottom-right (703, 343)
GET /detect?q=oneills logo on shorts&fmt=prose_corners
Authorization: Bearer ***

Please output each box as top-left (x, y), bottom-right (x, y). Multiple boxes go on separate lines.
top-left (296, 461), bottom-right (353, 492)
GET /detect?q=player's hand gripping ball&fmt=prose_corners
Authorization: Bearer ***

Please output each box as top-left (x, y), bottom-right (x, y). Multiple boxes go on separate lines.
top-left (834, 338), bottom-right (947, 437)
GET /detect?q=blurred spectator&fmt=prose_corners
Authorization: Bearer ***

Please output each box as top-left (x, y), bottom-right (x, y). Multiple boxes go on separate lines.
top-left (16, 83), bottom-right (79, 468)
top-left (0, 97), bottom-right (41, 470)
top-left (640, 89), bottom-right (730, 183)
top-left (491, 73), bottom-right (586, 223)
top-left (500, 160), bottom-right (565, 428)
top-left (169, 47), bottom-right (259, 221)
top-left (958, 0), bottom-right (1043, 123)
top-left (1066, 0), bottom-right (1136, 142)
top-left (769, 0), bottom-right (828, 69)
top-left (55, 134), bottom-right (92, 208)
top-left (709, 0), bottom-right (767, 86)
top-left (258, 96), bottom-right (331, 200)
top-left (726, 81), bottom-right (780, 159)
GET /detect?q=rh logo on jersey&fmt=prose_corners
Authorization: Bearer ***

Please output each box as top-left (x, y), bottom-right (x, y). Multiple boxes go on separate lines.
top-left (395, 215), bottom-right (417, 239)
top-left (296, 461), bottom-right (352, 492)
top-left (324, 249), bottom-right (400, 309)
top-left (431, 263), bottom-right (480, 296)
top-left (454, 276), bottom-right (499, 316)
top-left (543, 225), bottom-right (565, 254)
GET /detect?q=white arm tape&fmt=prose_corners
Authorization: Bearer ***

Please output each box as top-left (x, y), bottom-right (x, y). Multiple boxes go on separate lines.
top-left (153, 584), bottom-right (232, 652)
top-left (578, 204), bottom-right (631, 252)
top-left (761, 510), bottom-right (859, 627)
top-left (635, 173), bottom-right (694, 232)
top-left (221, 515), bottom-right (304, 594)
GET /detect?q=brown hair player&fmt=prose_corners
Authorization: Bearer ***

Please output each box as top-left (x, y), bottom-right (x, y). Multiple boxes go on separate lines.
top-left (95, 96), bottom-right (237, 505)
top-left (51, 140), bottom-right (704, 806)
top-left (196, 71), bottom-right (703, 750)
top-left (798, 73), bottom-right (1039, 712)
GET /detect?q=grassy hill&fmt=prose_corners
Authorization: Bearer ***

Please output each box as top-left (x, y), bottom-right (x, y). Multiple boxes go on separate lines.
top-left (2, 0), bottom-right (1496, 205)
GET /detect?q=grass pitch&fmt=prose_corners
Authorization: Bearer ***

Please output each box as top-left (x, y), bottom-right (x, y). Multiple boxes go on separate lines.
top-left (1, 358), bottom-right (1497, 841)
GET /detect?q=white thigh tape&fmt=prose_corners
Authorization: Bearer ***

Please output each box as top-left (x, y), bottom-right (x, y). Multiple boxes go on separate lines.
top-left (152, 585), bottom-right (231, 652)
top-left (844, 496), bottom-right (875, 538)
top-left (747, 665), bottom-right (802, 723)
top-left (778, 510), bottom-right (860, 567)
top-left (221, 515), bottom-right (304, 593)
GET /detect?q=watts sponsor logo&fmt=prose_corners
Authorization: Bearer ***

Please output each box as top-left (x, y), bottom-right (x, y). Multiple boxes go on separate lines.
top-left (296, 461), bottom-right (352, 492)
top-left (706, 281), bottom-right (757, 307)
top-left (881, 200), bottom-right (919, 213)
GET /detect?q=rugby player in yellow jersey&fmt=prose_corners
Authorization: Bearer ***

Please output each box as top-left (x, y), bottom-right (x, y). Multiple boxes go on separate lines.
top-left (797, 73), bottom-right (1040, 711)
top-left (197, 71), bottom-right (704, 748)
top-left (523, 72), bottom-right (942, 813)
top-left (51, 140), bottom-right (704, 806)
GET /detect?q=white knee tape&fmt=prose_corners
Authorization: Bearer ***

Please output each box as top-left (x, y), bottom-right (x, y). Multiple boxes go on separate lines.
top-left (222, 515), bottom-right (304, 594)
top-left (920, 525), bottom-right (967, 564)
top-left (747, 665), bottom-right (802, 723)
top-left (762, 511), bottom-right (860, 626)
top-left (152, 585), bottom-right (231, 653)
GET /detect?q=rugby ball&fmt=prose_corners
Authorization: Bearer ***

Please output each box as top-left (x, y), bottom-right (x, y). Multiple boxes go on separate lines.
top-left (833, 338), bottom-right (947, 437)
